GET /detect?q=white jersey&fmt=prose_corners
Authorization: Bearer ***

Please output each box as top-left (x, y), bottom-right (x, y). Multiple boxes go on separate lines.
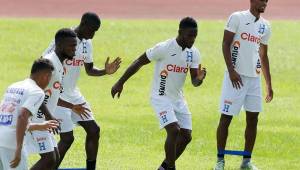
top-left (0, 78), bottom-right (44, 150)
top-left (33, 52), bottom-right (64, 122)
top-left (43, 36), bottom-right (93, 104)
top-left (146, 38), bottom-right (201, 101)
top-left (225, 10), bottom-right (271, 77)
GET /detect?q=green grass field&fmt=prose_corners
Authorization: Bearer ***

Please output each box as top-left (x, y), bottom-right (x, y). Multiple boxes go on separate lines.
top-left (0, 18), bottom-right (299, 170)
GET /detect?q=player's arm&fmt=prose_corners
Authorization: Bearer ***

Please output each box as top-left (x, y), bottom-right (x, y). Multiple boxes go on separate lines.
top-left (259, 44), bottom-right (273, 102)
top-left (57, 98), bottom-right (91, 120)
top-left (223, 30), bottom-right (243, 89)
top-left (39, 103), bottom-right (55, 120)
top-left (28, 120), bottom-right (59, 131)
top-left (39, 103), bottom-right (60, 134)
top-left (10, 107), bottom-right (31, 168)
top-left (190, 64), bottom-right (206, 87)
top-left (84, 57), bottom-right (121, 76)
top-left (111, 53), bottom-right (150, 98)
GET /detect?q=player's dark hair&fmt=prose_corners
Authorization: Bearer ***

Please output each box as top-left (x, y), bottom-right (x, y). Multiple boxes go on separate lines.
top-left (179, 17), bottom-right (197, 29)
top-left (31, 58), bottom-right (54, 74)
top-left (80, 12), bottom-right (101, 28)
top-left (55, 28), bottom-right (77, 44)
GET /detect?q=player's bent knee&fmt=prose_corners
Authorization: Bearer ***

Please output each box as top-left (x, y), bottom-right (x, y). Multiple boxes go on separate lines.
top-left (165, 123), bottom-right (180, 137)
top-left (40, 152), bottom-right (57, 167)
top-left (86, 123), bottom-right (100, 139)
top-left (184, 134), bottom-right (192, 144)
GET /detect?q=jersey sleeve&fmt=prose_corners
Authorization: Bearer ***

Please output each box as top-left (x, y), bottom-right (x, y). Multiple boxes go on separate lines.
top-left (225, 12), bottom-right (240, 33)
top-left (190, 48), bottom-right (201, 69)
top-left (42, 40), bottom-right (56, 57)
top-left (260, 21), bottom-right (271, 45)
top-left (83, 40), bottom-right (93, 63)
top-left (22, 90), bottom-right (45, 116)
top-left (146, 42), bottom-right (166, 61)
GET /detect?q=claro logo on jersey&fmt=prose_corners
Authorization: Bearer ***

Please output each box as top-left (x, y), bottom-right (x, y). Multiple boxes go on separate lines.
top-left (166, 64), bottom-right (188, 73)
top-left (231, 41), bottom-right (240, 67)
top-left (159, 70), bottom-right (168, 96)
top-left (241, 32), bottom-right (261, 44)
top-left (65, 58), bottom-right (84, 66)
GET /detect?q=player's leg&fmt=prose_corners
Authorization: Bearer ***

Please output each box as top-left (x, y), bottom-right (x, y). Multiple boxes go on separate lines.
top-left (172, 102), bottom-right (193, 160)
top-left (215, 72), bottom-right (247, 170)
top-left (77, 120), bottom-right (100, 170)
top-left (71, 100), bottom-right (99, 170)
top-left (56, 131), bottom-right (74, 168)
top-left (151, 97), bottom-right (179, 170)
top-left (217, 114), bottom-right (233, 153)
top-left (53, 106), bottom-right (75, 169)
top-left (27, 131), bottom-right (57, 170)
top-left (31, 151), bottom-right (57, 170)
top-left (175, 128), bottom-right (192, 160)
top-left (164, 122), bottom-right (180, 169)
top-left (241, 76), bottom-right (262, 169)
top-left (244, 111), bottom-right (259, 153)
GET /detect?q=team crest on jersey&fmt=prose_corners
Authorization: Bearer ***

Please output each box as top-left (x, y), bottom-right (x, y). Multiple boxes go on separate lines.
top-left (258, 24), bottom-right (265, 34)
top-left (186, 51), bottom-right (193, 62)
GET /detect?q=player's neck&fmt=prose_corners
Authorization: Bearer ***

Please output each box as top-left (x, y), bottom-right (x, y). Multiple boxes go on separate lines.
top-left (29, 75), bottom-right (42, 88)
top-left (74, 26), bottom-right (83, 40)
top-left (54, 50), bottom-right (67, 63)
top-left (176, 37), bottom-right (186, 51)
top-left (250, 8), bottom-right (261, 21)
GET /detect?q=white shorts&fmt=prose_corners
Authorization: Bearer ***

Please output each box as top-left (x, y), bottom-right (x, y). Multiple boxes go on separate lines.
top-left (54, 101), bottom-right (94, 133)
top-left (219, 72), bottom-right (262, 116)
top-left (151, 96), bottom-right (192, 130)
top-left (24, 131), bottom-right (57, 154)
top-left (0, 147), bottom-right (27, 170)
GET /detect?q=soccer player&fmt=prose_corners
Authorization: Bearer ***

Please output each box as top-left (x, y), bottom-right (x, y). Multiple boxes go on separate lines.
top-left (0, 58), bottom-right (57, 170)
top-left (214, 0), bottom-right (273, 170)
top-left (43, 12), bottom-right (121, 170)
top-left (27, 28), bottom-right (78, 170)
top-left (111, 17), bottom-right (206, 170)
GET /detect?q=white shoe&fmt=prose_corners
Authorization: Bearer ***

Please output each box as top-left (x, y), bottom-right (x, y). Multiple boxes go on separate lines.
top-left (240, 162), bottom-right (259, 170)
top-left (214, 160), bottom-right (225, 170)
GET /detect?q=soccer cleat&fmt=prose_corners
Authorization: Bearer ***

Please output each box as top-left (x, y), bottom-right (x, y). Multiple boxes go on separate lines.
top-left (240, 162), bottom-right (259, 170)
top-left (214, 160), bottom-right (225, 170)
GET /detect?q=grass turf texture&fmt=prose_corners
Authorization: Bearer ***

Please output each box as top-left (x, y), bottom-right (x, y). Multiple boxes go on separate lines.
top-left (0, 19), bottom-right (299, 170)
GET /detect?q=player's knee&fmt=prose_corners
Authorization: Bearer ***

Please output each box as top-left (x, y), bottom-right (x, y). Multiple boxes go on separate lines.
top-left (166, 124), bottom-right (180, 137)
top-left (61, 133), bottom-right (74, 145)
top-left (246, 116), bottom-right (258, 126)
top-left (184, 133), bottom-right (192, 144)
top-left (219, 114), bottom-right (233, 128)
top-left (40, 152), bottom-right (57, 168)
top-left (87, 123), bottom-right (100, 139)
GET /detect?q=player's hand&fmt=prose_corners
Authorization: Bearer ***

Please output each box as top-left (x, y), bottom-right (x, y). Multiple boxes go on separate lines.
top-left (228, 69), bottom-right (243, 89)
top-left (105, 57), bottom-right (122, 75)
top-left (111, 81), bottom-right (123, 98)
top-left (10, 147), bottom-right (21, 168)
top-left (45, 115), bottom-right (61, 134)
top-left (72, 103), bottom-right (91, 120)
top-left (265, 86), bottom-right (273, 103)
top-left (40, 120), bottom-right (60, 132)
top-left (197, 65), bottom-right (206, 81)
